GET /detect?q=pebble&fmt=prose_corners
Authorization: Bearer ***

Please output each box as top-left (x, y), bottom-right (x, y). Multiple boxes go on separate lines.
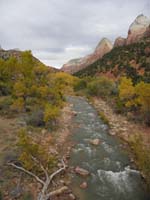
top-left (69, 193), bottom-right (76, 200)
top-left (80, 181), bottom-right (88, 189)
top-left (75, 166), bottom-right (90, 176)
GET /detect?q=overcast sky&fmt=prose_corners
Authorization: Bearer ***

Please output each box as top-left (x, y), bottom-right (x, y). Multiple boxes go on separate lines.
top-left (0, 0), bottom-right (150, 68)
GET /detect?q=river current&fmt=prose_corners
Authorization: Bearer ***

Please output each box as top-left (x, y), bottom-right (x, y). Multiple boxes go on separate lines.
top-left (67, 96), bottom-right (149, 200)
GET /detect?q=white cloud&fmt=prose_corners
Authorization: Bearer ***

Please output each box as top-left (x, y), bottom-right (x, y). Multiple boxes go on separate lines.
top-left (0, 0), bottom-right (150, 68)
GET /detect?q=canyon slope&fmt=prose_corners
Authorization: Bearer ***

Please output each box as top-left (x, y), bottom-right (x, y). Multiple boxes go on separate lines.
top-left (62, 14), bottom-right (150, 74)
top-left (62, 38), bottom-right (113, 74)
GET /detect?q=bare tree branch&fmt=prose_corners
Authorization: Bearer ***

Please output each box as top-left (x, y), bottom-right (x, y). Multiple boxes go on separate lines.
top-left (49, 158), bottom-right (66, 182)
top-left (46, 186), bottom-right (68, 198)
top-left (7, 162), bottom-right (45, 185)
top-left (31, 156), bottom-right (49, 180)
top-left (8, 158), bottom-right (67, 200)
top-left (41, 158), bottom-right (66, 197)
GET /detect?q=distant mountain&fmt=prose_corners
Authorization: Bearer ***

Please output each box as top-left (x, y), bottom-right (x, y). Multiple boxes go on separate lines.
top-left (62, 38), bottom-right (113, 74)
top-left (62, 14), bottom-right (150, 75)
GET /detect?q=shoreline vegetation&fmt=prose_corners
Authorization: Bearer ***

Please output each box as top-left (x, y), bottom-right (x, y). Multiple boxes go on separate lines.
top-left (0, 51), bottom-right (77, 199)
top-left (89, 96), bottom-right (150, 187)
top-left (74, 76), bottom-right (150, 190)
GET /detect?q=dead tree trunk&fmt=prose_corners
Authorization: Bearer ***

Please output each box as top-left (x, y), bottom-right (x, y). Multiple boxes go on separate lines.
top-left (7, 157), bottom-right (67, 200)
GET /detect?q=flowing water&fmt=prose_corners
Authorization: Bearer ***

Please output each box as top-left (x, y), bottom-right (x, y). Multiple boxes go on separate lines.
top-left (67, 96), bottom-right (149, 200)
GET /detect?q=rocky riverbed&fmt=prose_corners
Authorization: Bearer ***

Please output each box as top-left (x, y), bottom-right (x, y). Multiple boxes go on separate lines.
top-left (67, 96), bottom-right (149, 200)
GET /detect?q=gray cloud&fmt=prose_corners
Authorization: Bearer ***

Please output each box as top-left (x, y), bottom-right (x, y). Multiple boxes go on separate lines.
top-left (0, 0), bottom-right (150, 68)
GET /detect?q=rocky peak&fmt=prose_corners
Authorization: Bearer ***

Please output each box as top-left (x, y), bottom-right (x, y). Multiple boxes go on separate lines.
top-left (126, 14), bottom-right (150, 44)
top-left (94, 38), bottom-right (113, 54)
top-left (129, 14), bottom-right (150, 32)
top-left (62, 14), bottom-right (150, 74)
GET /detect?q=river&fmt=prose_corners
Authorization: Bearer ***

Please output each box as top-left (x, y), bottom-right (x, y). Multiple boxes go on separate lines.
top-left (67, 96), bottom-right (149, 200)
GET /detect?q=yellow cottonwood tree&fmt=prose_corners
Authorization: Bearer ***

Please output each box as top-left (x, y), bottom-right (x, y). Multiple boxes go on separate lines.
top-left (135, 82), bottom-right (150, 124)
top-left (119, 77), bottom-right (135, 107)
top-left (135, 82), bottom-right (150, 110)
top-left (44, 103), bottom-right (59, 125)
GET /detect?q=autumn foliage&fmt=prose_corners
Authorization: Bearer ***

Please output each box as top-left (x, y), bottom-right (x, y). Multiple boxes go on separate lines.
top-left (0, 51), bottom-right (76, 127)
top-left (119, 77), bottom-right (150, 125)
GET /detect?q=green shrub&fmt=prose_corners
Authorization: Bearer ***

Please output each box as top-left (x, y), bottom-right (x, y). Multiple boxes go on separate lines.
top-left (22, 193), bottom-right (33, 200)
top-left (0, 82), bottom-right (11, 96)
top-left (74, 79), bottom-right (87, 91)
top-left (0, 191), bottom-right (2, 200)
top-left (114, 98), bottom-right (126, 114)
top-left (129, 134), bottom-right (150, 187)
top-left (0, 96), bottom-right (13, 114)
top-left (44, 103), bottom-right (60, 128)
top-left (26, 109), bottom-right (45, 127)
top-left (99, 111), bottom-right (109, 125)
top-left (87, 76), bottom-right (115, 98)
top-left (18, 128), bottom-right (57, 175)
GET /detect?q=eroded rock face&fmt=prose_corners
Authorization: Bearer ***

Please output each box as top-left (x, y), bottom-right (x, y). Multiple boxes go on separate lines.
top-left (61, 14), bottom-right (150, 74)
top-left (144, 26), bottom-right (150, 38)
top-left (61, 38), bottom-right (113, 74)
top-left (126, 14), bottom-right (150, 45)
top-left (114, 37), bottom-right (126, 47)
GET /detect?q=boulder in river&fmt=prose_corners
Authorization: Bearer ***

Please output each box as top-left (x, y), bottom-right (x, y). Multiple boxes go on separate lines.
top-left (75, 166), bottom-right (90, 176)
top-left (90, 138), bottom-right (100, 146)
top-left (69, 193), bottom-right (76, 199)
top-left (80, 181), bottom-right (88, 189)
top-left (72, 111), bottom-right (77, 116)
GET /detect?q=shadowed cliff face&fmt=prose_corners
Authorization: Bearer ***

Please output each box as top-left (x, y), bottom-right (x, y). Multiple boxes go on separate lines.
top-left (114, 37), bottom-right (126, 47)
top-left (61, 14), bottom-right (150, 74)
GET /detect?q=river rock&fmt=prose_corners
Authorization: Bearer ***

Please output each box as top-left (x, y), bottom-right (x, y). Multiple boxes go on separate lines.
top-left (69, 193), bottom-right (76, 200)
top-left (90, 138), bottom-right (100, 146)
top-left (75, 166), bottom-right (90, 176)
top-left (72, 111), bottom-right (77, 116)
top-left (109, 131), bottom-right (116, 136)
top-left (80, 181), bottom-right (88, 189)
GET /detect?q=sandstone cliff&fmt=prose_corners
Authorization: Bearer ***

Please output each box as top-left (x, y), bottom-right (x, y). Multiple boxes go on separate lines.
top-left (126, 14), bottom-right (150, 45)
top-left (62, 38), bottom-right (113, 74)
top-left (62, 14), bottom-right (150, 74)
